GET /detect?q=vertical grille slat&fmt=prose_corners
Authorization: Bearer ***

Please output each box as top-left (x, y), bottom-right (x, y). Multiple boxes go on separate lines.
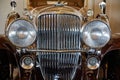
top-left (37, 14), bottom-right (81, 80)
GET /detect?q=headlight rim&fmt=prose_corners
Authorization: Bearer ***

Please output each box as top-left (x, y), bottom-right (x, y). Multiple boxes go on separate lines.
top-left (6, 18), bottom-right (37, 47)
top-left (20, 55), bottom-right (35, 70)
top-left (81, 19), bottom-right (111, 48)
top-left (87, 56), bottom-right (100, 70)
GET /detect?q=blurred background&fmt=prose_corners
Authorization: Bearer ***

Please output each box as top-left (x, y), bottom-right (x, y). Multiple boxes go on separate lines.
top-left (0, 0), bottom-right (120, 34)
top-left (0, 0), bottom-right (24, 34)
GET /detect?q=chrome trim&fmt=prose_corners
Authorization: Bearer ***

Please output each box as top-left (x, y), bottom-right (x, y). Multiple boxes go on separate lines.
top-left (20, 55), bottom-right (34, 70)
top-left (81, 19), bottom-right (111, 35)
top-left (36, 10), bottom-right (82, 80)
top-left (87, 56), bottom-right (100, 70)
top-left (17, 48), bottom-right (88, 53)
top-left (6, 18), bottom-right (37, 36)
top-left (6, 18), bottom-right (37, 47)
top-left (81, 19), bottom-right (111, 48)
top-left (37, 14), bottom-right (81, 50)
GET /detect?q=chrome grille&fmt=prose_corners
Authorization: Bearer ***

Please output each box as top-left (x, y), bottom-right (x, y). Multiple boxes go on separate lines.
top-left (37, 14), bottom-right (81, 80)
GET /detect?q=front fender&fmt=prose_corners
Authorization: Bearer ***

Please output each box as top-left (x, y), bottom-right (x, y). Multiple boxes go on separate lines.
top-left (0, 35), bottom-right (16, 64)
top-left (0, 35), bottom-right (17, 80)
top-left (99, 33), bottom-right (120, 80)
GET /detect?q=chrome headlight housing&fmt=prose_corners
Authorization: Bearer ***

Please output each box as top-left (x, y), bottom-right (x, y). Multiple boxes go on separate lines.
top-left (20, 56), bottom-right (34, 70)
top-left (87, 56), bottom-right (100, 70)
top-left (6, 19), bottom-right (36, 47)
top-left (82, 20), bottom-right (111, 48)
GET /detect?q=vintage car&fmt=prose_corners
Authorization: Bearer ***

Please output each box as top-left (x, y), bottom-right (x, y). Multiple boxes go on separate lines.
top-left (0, 0), bottom-right (120, 80)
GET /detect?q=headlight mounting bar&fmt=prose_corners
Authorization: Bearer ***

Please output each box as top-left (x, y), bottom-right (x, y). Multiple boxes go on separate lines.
top-left (17, 48), bottom-right (90, 53)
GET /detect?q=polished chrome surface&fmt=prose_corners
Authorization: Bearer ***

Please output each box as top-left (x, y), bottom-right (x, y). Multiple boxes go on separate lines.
top-left (99, 1), bottom-right (106, 14)
top-left (19, 48), bottom-right (88, 53)
top-left (7, 19), bottom-right (36, 47)
top-left (20, 56), bottom-right (34, 69)
top-left (87, 56), bottom-right (100, 70)
top-left (87, 9), bottom-right (94, 17)
top-left (37, 14), bottom-right (81, 50)
top-left (37, 14), bottom-right (81, 80)
top-left (82, 20), bottom-right (111, 48)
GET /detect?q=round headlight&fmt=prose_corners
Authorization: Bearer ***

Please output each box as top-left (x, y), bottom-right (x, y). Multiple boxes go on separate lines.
top-left (20, 56), bottom-right (34, 69)
top-left (82, 20), bottom-right (111, 48)
top-left (87, 56), bottom-right (100, 70)
top-left (6, 19), bottom-right (36, 47)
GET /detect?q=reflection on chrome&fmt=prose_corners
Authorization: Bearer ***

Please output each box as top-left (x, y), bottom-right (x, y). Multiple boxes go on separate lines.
top-left (39, 52), bottom-right (81, 80)
top-left (37, 13), bottom-right (81, 80)
top-left (87, 56), bottom-right (100, 70)
top-left (20, 56), bottom-right (34, 70)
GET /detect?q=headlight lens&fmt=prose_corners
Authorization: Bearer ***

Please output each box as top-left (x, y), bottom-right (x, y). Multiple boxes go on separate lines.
top-left (82, 20), bottom-right (111, 48)
top-left (6, 19), bottom-right (36, 47)
top-left (20, 56), bottom-right (34, 69)
top-left (87, 56), bottom-right (100, 70)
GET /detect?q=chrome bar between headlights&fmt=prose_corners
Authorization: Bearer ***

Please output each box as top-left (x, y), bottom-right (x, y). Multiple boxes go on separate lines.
top-left (17, 48), bottom-right (89, 53)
